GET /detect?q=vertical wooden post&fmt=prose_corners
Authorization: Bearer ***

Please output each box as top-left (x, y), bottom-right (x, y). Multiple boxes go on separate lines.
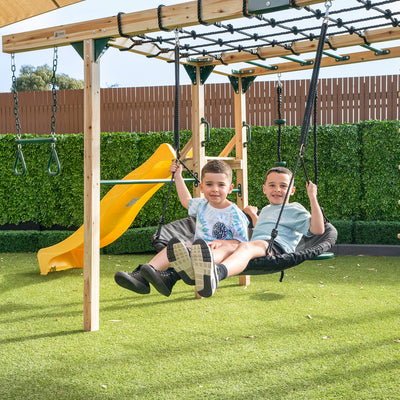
top-left (234, 78), bottom-right (248, 209)
top-left (191, 66), bottom-right (206, 198)
top-left (83, 39), bottom-right (101, 331)
top-left (235, 78), bottom-right (251, 287)
top-left (191, 66), bottom-right (206, 299)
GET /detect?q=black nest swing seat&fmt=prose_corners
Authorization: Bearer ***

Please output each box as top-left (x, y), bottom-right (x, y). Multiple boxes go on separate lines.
top-left (152, 217), bottom-right (337, 277)
top-left (243, 221), bottom-right (337, 276)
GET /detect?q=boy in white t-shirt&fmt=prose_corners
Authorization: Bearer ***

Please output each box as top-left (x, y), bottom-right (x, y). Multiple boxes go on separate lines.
top-left (183, 166), bottom-right (325, 297)
top-left (114, 159), bottom-right (249, 297)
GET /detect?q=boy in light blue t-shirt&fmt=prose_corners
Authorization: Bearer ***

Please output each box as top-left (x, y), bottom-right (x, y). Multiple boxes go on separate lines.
top-left (186, 166), bottom-right (325, 297)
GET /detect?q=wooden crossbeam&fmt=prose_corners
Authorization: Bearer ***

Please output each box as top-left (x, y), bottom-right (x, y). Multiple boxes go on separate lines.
top-left (234, 46), bottom-right (400, 77)
top-left (0, 0), bottom-right (85, 28)
top-left (108, 25), bottom-right (400, 71)
top-left (2, 0), bottom-right (326, 53)
top-left (220, 26), bottom-right (400, 65)
top-left (109, 29), bottom-right (400, 78)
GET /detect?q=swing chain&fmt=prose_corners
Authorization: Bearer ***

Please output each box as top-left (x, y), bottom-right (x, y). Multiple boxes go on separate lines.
top-left (11, 54), bottom-right (21, 139)
top-left (50, 47), bottom-right (58, 138)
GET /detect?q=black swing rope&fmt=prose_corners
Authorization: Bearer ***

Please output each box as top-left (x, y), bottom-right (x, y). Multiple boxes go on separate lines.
top-left (154, 30), bottom-right (200, 240)
top-left (267, 3), bottom-right (331, 281)
top-left (117, 15), bottom-right (200, 240)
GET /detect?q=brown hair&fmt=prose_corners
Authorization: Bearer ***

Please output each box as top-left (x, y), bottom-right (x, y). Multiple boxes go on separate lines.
top-left (201, 159), bottom-right (232, 182)
top-left (263, 166), bottom-right (293, 184)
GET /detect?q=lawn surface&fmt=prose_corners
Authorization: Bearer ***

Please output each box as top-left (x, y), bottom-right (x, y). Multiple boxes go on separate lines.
top-left (1, 252), bottom-right (399, 399)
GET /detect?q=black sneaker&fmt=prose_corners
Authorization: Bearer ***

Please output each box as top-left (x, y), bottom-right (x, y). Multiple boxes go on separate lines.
top-left (166, 238), bottom-right (195, 285)
top-left (114, 266), bottom-right (150, 294)
top-left (191, 238), bottom-right (219, 298)
top-left (140, 264), bottom-right (179, 297)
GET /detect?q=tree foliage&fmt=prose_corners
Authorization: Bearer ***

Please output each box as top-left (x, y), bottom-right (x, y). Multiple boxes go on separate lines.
top-left (13, 64), bottom-right (84, 91)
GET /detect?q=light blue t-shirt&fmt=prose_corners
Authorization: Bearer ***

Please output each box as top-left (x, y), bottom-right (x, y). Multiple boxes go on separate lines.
top-left (188, 198), bottom-right (249, 243)
top-left (251, 202), bottom-right (312, 253)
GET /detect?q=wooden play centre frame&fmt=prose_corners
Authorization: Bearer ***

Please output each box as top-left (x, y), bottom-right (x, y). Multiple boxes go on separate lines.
top-left (2, 0), bottom-right (400, 331)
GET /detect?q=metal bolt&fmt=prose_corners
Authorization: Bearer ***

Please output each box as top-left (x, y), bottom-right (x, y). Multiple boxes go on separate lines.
top-left (266, 1), bottom-right (271, 6)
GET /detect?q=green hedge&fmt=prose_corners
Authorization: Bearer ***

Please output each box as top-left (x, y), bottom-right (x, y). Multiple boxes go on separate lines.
top-left (0, 228), bottom-right (156, 253)
top-left (0, 120), bottom-right (400, 244)
top-left (0, 219), bottom-right (399, 254)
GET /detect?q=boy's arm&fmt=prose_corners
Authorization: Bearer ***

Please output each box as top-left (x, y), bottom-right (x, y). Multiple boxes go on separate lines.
top-left (171, 162), bottom-right (192, 209)
top-left (243, 205), bottom-right (258, 228)
top-left (307, 181), bottom-right (325, 235)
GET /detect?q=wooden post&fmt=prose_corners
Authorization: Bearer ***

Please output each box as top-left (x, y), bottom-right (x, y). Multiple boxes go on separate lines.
top-left (191, 65), bottom-right (206, 198)
top-left (191, 65), bottom-right (206, 299)
top-left (83, 39), bottom-right (101, 331)
top-left (234, 78), bottom-right (248, 209)
top-left (235, 78), bottom-right (251, 287)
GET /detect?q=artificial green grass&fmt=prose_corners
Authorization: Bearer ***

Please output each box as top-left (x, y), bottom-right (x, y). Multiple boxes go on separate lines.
top-left (1, 252), bottom-right (399, 400)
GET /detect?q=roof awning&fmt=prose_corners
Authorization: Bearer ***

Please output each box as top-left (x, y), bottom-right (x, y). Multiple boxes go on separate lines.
top-left (0, 0), bottom-right (85, 28)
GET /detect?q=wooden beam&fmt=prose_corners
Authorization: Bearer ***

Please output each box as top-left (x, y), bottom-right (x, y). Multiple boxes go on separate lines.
top-left (83, 39), bottom-right (101, 332)
top-left (235, 46), bottom-right (400, 77)
top-left (221, 26), bottom-right (400, 65)
top-left (0, 0), bottom-right (85, 28)
top-left (108, 25), bottom-right (400, 76)
top-left (3, 0), bottom-right (327, 53)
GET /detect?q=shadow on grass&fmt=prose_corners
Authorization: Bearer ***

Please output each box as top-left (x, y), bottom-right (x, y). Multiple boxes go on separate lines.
top-left (0, 329), bottom-right (83, 345)
top-left (249, 292), bottom-right (286, 301)
top-left (0, 268), bottom-right (80, 294)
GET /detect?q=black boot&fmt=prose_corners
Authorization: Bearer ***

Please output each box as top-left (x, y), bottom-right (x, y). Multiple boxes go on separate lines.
top-left (140, 265), bottom-right (180, 297)
top-left (114, 266), bottom-right (150, 294)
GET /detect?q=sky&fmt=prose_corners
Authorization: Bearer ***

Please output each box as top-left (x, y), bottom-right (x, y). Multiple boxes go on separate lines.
top-left (0, 0), bottom-right (399, 93)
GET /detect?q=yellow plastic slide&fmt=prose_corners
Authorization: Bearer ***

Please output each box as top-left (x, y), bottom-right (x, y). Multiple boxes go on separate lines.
top-left (38, 143), bottom-right (176, 275)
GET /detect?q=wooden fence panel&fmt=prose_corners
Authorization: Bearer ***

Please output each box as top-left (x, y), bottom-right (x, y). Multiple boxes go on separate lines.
top-left (0, 75), bottom-right (399, 135)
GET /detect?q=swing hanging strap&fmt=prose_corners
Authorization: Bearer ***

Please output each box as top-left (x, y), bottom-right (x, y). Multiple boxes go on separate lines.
top-left (268, 2), bottom-right (331, 257)
top-left (276, 77), bottom-right (284, 163)
top-left (155, 29), bottom-right (182, 240)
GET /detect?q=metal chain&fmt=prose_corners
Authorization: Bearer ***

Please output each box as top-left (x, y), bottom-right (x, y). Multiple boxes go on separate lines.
top-left (50, 47), bottom-right (58, 137)
top-left (11, 54), bottom-right (21, 139)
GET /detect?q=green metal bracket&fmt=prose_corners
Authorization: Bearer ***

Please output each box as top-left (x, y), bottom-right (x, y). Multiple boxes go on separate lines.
top-left (183, 63), bottom-right (215, 85)
top-left (71, 37), bottom-right (110, 62)
top-left (232, 184), bottom-right (242, 197)
top-left (247, 0), bottom-right (290, 15)
top-left (322, 51), bottom-right (350, 62)
top-left (282, 55), bottom-right (314, 66)
top-left (246, 61), bottom-right (278, 71)
top-left (228, 75), bottom-right (256, 94)
top-left (361, 45), bottom-right (390, 56)
top-left (71, 42), bottom-right (84, 59)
